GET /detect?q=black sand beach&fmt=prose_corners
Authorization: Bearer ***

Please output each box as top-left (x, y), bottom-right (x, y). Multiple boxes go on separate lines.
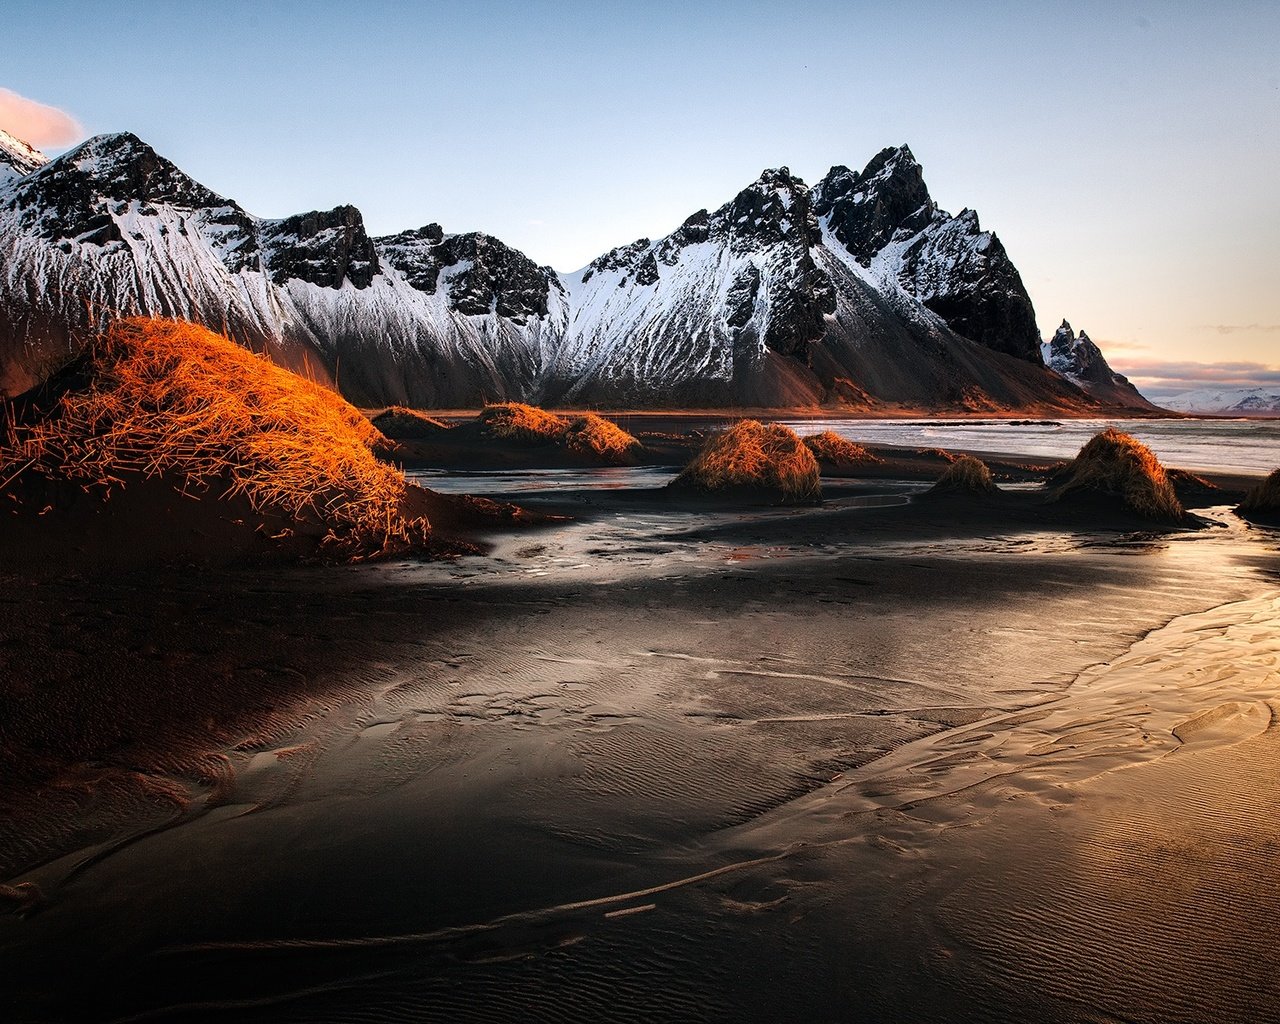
top-left (2, 454), bottom-right (1279, 1022)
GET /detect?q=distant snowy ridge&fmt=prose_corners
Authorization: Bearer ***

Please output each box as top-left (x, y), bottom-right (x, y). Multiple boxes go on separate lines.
top-left (0, 130), bottom-right (1149, 412)
top-left (1158, 387), bottom-right (1280, 415)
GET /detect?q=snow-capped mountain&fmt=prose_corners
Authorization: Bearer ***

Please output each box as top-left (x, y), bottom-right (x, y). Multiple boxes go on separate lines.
top-left (0, 130), bottom-right (1150, 412)
top-left (0, 132), bottom-right (566, 404)
top-left (1041, 320), bottom-right (1157, 411)
top-left (1157, 387), bottom-right (1280, 415)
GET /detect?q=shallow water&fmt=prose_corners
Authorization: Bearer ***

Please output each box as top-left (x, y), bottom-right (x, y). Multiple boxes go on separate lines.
top-left (411, 465), bottom-right (679, 494)
top-left (2, 486), bottom-right (1279, 1022)
top-left (778, 416), bottom-right (1280, 475)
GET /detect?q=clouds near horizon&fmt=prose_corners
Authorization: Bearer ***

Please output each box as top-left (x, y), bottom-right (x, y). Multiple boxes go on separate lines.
top-left (1113, 357), bottom-right (1280, 396)
top-left (0, 88), bottom-right (83, 149)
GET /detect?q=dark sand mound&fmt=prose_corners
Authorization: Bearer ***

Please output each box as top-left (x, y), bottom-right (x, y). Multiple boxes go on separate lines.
top-left (670, 420), bottom-right (821, 504)
top-left (1049, 428), bottom-right (1185, 523)
top-left (370, 406), bottom-right (449, 439)
top-left (1236, 469), bottom-right (1280, 525)
top-left (927, 454), bottom-right (998, 495)
top-left (0, 317), bottom-right (453, 565)
top-left (803, 430), bottom-right (881, 469)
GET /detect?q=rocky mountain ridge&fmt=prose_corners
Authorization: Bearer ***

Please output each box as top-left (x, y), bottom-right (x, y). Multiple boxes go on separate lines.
top-left (0, 130), bottom-right (1151, 412)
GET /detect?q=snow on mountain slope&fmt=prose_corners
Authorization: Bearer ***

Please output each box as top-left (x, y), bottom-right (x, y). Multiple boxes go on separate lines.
top-left (0, 132), bottom-right (566, 403)
top-left (544, 168), bottom-right (838, 405)
top-left (1158, 387), bottom-right (1280, 415)
top-left (0, 128), bottom-right (46, 184)
top-left (544, 158), bottom-right (1096, 410)
top-left (1041, 320), bottom-right (1157, 411)
top-left (0, 129), bottom-right (1144, 412)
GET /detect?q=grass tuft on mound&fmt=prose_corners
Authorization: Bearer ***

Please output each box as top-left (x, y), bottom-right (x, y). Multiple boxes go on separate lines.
top-left (929, 454), bottom-right (997, 494)
top-left (0, 317), bottom-right (429, 558)
top-left (1050, 428), bottom-right (1183, 522)
top-left (472, 403), bottom-right (641, 464)
top-left (563, 412), bottom-right (643, 463)
top-left (371, 406), bottom-right (449, 439)
top-left (803, 430), bottom-right (881, 467)
top-left (671, 420), bottom-right (821, 503)
top-left (1237, 469), bottom-right (1280, 522)
top-left (475, 402), bottom-right (569, 445)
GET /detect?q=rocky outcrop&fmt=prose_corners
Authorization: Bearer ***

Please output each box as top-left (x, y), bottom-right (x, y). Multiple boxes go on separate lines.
top-left (1042, 320), bottom-right (1157, 411)
top-left (815, 146), bottom-right (1043, 364)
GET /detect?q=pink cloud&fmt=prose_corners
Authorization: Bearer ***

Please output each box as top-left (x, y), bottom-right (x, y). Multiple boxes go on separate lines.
top-left (0, 88), bottom-right (84, 149)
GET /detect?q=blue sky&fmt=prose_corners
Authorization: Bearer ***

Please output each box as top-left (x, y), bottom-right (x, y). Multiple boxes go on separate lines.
top-left (3, 0), bottom-right (1278, 396)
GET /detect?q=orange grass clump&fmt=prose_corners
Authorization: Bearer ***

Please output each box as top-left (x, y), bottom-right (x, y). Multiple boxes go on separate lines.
top-left (475, 402), bottom-right (571, 444)
top-left (802, 430), bottom-right (880, 466)
top-left (473, 403), bottom-right (640, 464)
top-left (1050, 428), bottom-right (1183, 522)
top-left (671, 420), bottom-right (821, 503)
top-left (0, 317), bottom-right (428, 557)
top-left (1237, 468), bottom-right (1280, 522)
top-left (371, 406), bottom-right (449, 439)
top-left (563, 413), bottom-right (642, 464)
top-left (929, 454), bottom-right (997, 494)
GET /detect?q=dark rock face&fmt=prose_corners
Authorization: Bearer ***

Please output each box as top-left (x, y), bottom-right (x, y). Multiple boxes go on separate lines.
top-left (813, 145), bottom-right (934, 262)
top-left (897, 210), bottom-right (1042, 362)
top-left (814, 146), bottom-right (1043, 364)
top-left (377, 227), bottom-right (557, 322)
top-left (260, 206), bottom-right (380, 289)
top-left (702, 168), bottom-right (835, 359)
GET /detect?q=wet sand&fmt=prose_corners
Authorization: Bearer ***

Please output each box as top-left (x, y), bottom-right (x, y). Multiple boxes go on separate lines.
top-left (1, 476), bottom-right (1279, 1022)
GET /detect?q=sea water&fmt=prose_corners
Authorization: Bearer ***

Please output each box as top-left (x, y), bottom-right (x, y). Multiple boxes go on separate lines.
top-left (779, 417), bottom-right (1280, 476)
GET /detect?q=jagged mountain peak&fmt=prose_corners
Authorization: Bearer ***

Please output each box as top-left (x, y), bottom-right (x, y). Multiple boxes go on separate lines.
top-left (1041, 319), bottom-right (1153, 410)
top-left (813, 143), bottom-right (934, 263)
top-left (0, 128), bottom-right (47, 181)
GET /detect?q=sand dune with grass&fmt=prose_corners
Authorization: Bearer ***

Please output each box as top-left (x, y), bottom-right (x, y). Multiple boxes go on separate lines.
top-left (0, 317), bottom-right (435, 561)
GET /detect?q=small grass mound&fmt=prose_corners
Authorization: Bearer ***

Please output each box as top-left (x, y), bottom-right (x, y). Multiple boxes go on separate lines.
top-left (563, 413), bottom-right (643, 463)
top-left (0, 317), bottom-right (430, 558)
top-left (475, 402), bottom-right (570, 445)
top-left (1237, 469), bottom-right (1280, 524)
top-left (929, 454), bottom-right (997, 495)
top-left (1049, 428), bottom-right (1183, 522)
top-left (371, 406), bottom-right (449, 439)
top-left (803, 431), bottom-right (880, 467)
top-left (470, 403), bottom-right (641, 464)
top-left (670, 420), bottom-right (821, 504)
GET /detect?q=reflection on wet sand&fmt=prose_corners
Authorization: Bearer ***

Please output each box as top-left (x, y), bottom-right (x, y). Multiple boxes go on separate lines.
top-left (0, 477), bottom-right (1277, 1022)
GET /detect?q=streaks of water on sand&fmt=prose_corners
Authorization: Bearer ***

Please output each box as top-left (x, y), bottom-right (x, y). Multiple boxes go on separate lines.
top-left (731, 591), bottom-right (1280, 842)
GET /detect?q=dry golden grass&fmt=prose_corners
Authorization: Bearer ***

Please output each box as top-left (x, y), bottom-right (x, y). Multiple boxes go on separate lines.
top-left (370, 406), bottom-right (449, 439)
top-left (563, 413), bottom-right (642, 464)
top-left (476, 402), bottom-right (568, 444)
top-left (930, 454), bottom-right (996, 494)
top-left (0, 317), bottom-right (428, 557)
top-left (1051, 428), bottom-right (1183, 522)
top-left (802, 430), bottom-right (880, 466)
top-left (672, 420), bottom-right (821, 503)
top-left (1238, 469), bottom-right (1280, 519)
top-left (472, 403), bottom-right (640, 464)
